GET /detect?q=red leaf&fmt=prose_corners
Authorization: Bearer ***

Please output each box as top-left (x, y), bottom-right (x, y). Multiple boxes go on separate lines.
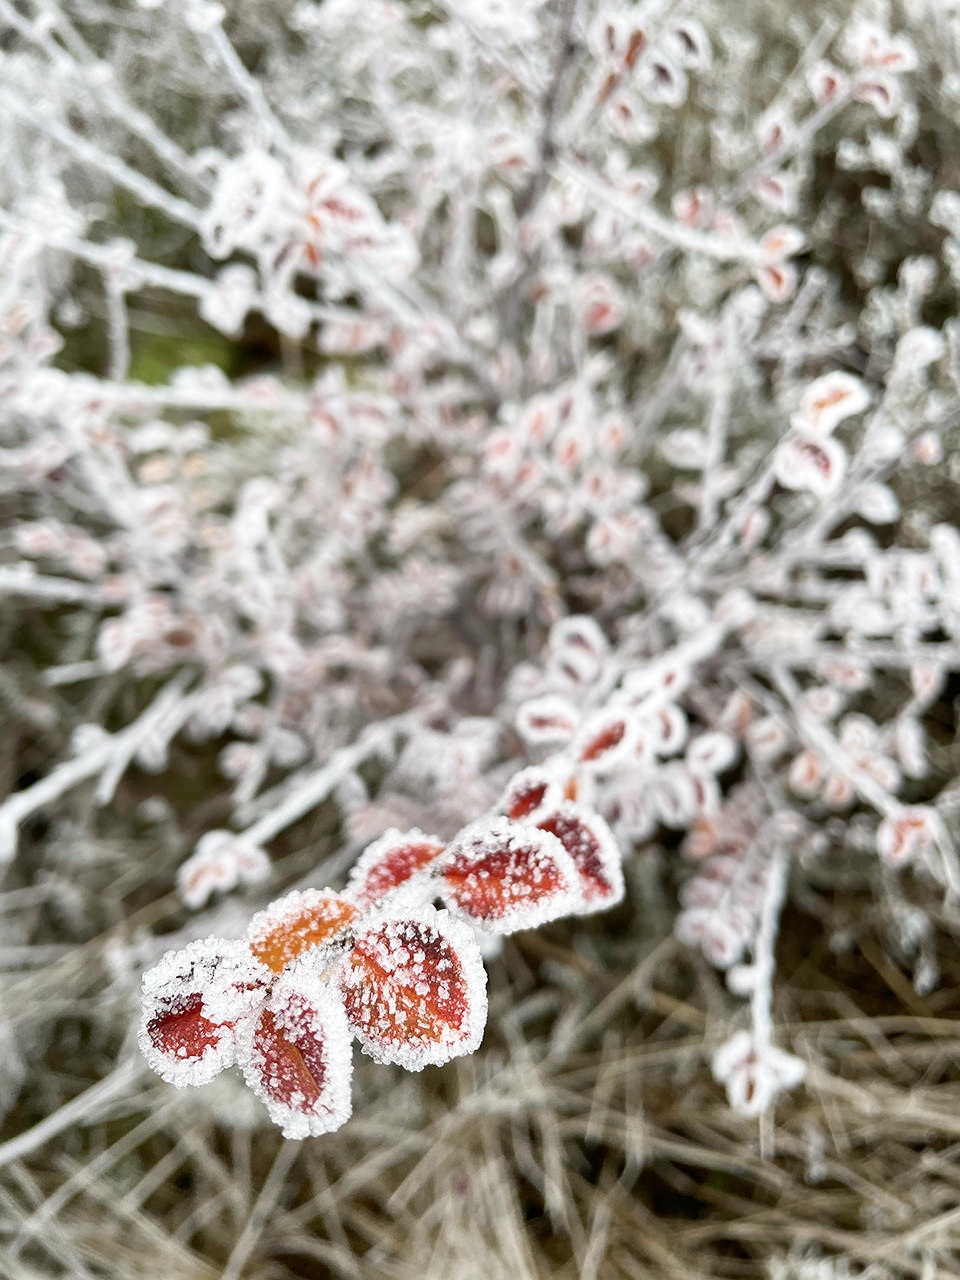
top-left (338, 907), bottom-right (487, 1068)
top-left (756, 261), bottom-right (797, 302)
top-left (139, 939), bottom-right (269, 1087)
top-left (497, 767), bottom-right (561, 821)
top-left (248, 888), bottom-right (360, 972)
top-left (346, 828), bottom-right (445, 910)
top-left (146, 994), bottom-right (222, 1060)
top-left (575, 712), bottom-right (635, 769)
top-left (775, 434), bottom-right (847, 496)
top-left (549, 616), bottom-right (609, 686)
top-left (853, 77), bottom-right (900, 118)
top-left (624, 28), bottom-right (646, 69)
top-left (515, 694), bottom-right (579, 745)
top-left (441, 816), bottom-right (582, 933)
top-left (537, 804), bottom-right (624, 911)
top-left (240, 968), bottom-right (353, 1137)
top-left (581, 720), bottom-right (625, 761)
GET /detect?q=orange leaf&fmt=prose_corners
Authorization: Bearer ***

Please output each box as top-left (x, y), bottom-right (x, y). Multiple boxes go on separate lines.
top-left (248, 889), bottom-right (360, 972)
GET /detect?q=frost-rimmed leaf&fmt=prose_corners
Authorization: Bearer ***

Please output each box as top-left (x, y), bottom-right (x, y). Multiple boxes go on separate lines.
top-left (788, 750), bottom-right (823, 798)
top-left (855, 482), bottom-right (899, 524)
top-left (712, 1030), bottom-right (807, 1118)
top-left (548, 615), bottom-right (609, 686)
top-left (745, 715), bottom-right (789, 761)
top-left (621, 660), bottom-right (690, 711)
top-left (239, 963), bottom-right (353, 1138)
top-left (853, 76), bottom-right (901, 118)
top-left (178, 830), bottom-right (270, 910)
top-left (337, 906), bottom-right (487, 1070)
top-left (574, 711), bottom-right (635, 771)
top-left (793, 372), bottom-right (869, 436)
top-left (497, 767), bottom-right (562, 822)
top-left (660, 427), bottom-right (707, 469)
top-left (774, 434), bottom-right (847, 497)
top-left (139, 938), bottom-right (270, 1087)
top-left (760, 224), bottom-right (805, 262)
top-left (688, 770), bottom-right (721, 816)
top-left (649, 704), bottom-right (688, 755)
top-left (248, 888), bottom-right (360, 973)
top-left (515, 694), bottom-right (579, 746)
top-left (687, 731), bottom-right (738, 776)
top-left (851, 22), bottom-right (917, 73)
top-left (664, 18), bottom-right (711, 70)
top-left (345, 828), bottom-right (445, 910)
top-left (441, 816), bottom-right (582, 934)
top-left (756, 261), bottom-right (797, 302)
top-left (652, 762), bottom-right (701, 827)
top-left (877, 806), bottom-right (936, 867)
top-left (808, 60), bottom-right (847, 106)
top-left (536, 803), bottom-right (623, 912)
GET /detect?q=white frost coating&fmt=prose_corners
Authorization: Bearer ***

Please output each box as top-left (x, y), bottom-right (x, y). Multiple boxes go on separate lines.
top-left (337, 904), bottom-right (488, 1071)
top-left (550, 615), bottom-right (609, 663)
top-left (745, 715), bottom-right (789, 762)
top-left (791, 371), bottom-right (869, 437)
top-left (344, 827), bottom-right (445, 910)
top-left (177, 830), bottom-right (270, 909)
top-left (651, 761), bottom-right (702, 828)
top-left (620, 659), bottom-right (691, 714)
top-left (515, 694), bottom-right (580, 746)
top-left (441, 815), bottom-right (583, 934)
top-left (774, 433), bottom-right (847, 498)
top-left (876, 806), bottom-right (936, 867)
top-left (139, 938), bottom-right (270, 1088)
top-left (687, 731), bottom-right (739, 776)
top-left (238, 963), bottom-right (353, 1138)
top-left (496, 767), bottom-right (562, 823)
top-left (474, 927), bottom-right (504, 962)
top-left (537, 801), bottom-right (624, 913)
top-left (647, 703), bottom-right (689, 756)
top-left (548, 615), bottom-right (610, 686)
top-left (712, 1029), bottom-right (807, 1118)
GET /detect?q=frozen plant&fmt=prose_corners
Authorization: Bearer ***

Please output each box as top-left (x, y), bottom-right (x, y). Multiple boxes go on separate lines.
top-left (0, 0), bottom-right (959, 1144)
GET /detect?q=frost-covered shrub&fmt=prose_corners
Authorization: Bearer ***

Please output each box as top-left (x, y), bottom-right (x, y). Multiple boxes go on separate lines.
top-left (2, 0), bottom-right (960, 1138)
